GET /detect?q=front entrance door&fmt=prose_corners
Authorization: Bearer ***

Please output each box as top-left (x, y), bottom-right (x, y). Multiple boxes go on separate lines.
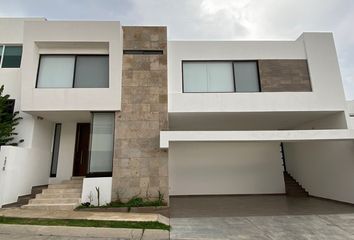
top-left (73, 123), bottom-right (90, 176)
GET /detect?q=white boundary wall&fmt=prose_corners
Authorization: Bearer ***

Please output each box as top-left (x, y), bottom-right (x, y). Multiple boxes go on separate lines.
top-left (81, 177), bottom-right (112, 206)
top-left (0, 146), bottom-right (51, 207)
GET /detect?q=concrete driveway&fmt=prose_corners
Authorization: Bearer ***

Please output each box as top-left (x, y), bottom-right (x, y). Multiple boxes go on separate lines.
top-left (170, 195), bottom-right (354, 240)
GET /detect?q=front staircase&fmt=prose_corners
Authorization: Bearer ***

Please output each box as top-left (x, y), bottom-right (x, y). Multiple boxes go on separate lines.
top-left (283, 171), bottom-right (309, 197)
top-left (2, 185), bottom-right (48, 208)
top-left (21, 177), bottom-right (83, 210)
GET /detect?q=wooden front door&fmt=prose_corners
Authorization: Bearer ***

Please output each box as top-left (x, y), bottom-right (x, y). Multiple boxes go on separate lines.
top-left (73, 123), bottom-right (90, 176)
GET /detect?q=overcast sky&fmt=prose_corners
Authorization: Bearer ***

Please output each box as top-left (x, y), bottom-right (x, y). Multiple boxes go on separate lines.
top-left (0, 0), bottom-right (353, 99)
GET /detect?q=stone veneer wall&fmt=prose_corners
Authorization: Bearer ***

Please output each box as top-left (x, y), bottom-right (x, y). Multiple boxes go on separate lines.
top-left (259, 60), bottom-right (312, 92)
top-left (112, 27), bottom-right (168, 203)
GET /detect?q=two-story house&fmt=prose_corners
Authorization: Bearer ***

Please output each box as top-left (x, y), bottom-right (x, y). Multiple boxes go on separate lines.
top-left (0, 18), bottom-right (354, 209)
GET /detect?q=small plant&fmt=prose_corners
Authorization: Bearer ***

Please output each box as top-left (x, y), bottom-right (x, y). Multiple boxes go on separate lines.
top-left (0, 85), bottom-right (23, 146)
top-left (157, 191), bottom-right (164, 205)
top-left (127, 197), bottom-right (144, 207)
top-left (95, 186), bottom-right (100, 207)
top-left (81, 202), bottom-right (91, 207)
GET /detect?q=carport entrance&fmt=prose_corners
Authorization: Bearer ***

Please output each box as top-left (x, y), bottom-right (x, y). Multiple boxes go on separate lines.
top-left (170, 196), bottom-right (354, 240)
top-left (170, 195), bottom-right (354, 218)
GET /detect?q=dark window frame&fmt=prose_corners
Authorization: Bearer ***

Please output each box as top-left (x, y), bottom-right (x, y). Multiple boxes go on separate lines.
top-left (50, 123), bottom-right (62, 178)
top-left (86, 111), bottom-right (115, 177)
top-left (35, 54), bottom-right (109, 89)
top-left (182, 60), bottom-right (261, 93)
top-left (0, 45), bottom-right (23, 69)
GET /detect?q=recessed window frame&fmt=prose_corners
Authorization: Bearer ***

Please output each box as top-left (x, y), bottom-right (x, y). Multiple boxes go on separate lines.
top-left (182, 60), bottom-right (262, 93)
top-left (0, 45), bottom-right (23, 69)
top-left (35, 54), bottom-right (109, 89)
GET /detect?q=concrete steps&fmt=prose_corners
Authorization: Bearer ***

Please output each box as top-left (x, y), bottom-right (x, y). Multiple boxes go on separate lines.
top-left (2, 185), bottom-right (48, 208)
top-left (21, 178), bottom-right (83, 211)
top-left (21, 203), bottom-right (79, 211)
top-left (29, 198), bottom-right (81, 205)
top-left (48, 183), bottom-right (83, 189)
top-left (35, 193), bottom-right (81, 199)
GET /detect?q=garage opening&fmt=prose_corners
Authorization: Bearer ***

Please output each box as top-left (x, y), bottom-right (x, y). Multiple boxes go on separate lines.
top-left (168, 140), bottom-right (354, 217)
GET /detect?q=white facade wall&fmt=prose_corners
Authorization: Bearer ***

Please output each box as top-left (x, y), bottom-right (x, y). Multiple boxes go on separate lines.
top-left (0, 19), bottom-right (124, 206)
top-left (349, 118), bottom-right (354, 129)
top-left (169, 142), bottom-right (285, 195)
top-left (21, 20), bottom-right (123, 112)
top-left (284, 141), bottom-right (354, 204)
top-left (0, 146), bottom-right (51, 207)
top-left (294, 112), bottom-right (348, 130)
top-left (168, 33), bottom-right (347, 115)
top-left (0, 18), bottom-right (44, 147)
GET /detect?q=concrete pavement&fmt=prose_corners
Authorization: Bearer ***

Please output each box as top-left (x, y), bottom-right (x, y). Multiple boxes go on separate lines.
top-left (170, 214), bottom-right (354, 240)
top-left (0, 224), bottom-right (169, 240)
top-left (0, 208), bottom-right (169, 225)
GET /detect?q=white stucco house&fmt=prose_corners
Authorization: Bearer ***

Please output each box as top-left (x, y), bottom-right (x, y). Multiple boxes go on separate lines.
top-left (0, 18), bottom-right (354, 209)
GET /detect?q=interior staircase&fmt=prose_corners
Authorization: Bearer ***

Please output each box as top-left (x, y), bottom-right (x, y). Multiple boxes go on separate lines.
top-left (21, 177), bottom-right (83, 210)
top-left (283, 171), bottom-right (309, 197)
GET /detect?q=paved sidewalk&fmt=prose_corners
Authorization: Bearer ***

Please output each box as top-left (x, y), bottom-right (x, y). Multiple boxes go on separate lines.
top-left (170, 214), bottom-right (354, 240)
top-left (0, 208), bottom-right (169, 225)
top-left (0, 224), bottom-right (169, 240)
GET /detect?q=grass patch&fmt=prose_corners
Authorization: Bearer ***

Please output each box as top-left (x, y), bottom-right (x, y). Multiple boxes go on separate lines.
top-left (0, 216), bottom-right (170, 231)
top-left (107, 197), bottom-right (167, 208)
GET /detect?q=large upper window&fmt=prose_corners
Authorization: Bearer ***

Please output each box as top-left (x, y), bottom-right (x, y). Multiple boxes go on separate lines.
top-left (36, 55), bottom-right (109, 88)
top-left (0, 45), bottom-right (22, 68)
top-left (183, 61), bottom-right (260, 93)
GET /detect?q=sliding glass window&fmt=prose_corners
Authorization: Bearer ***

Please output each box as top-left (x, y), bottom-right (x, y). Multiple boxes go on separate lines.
top-left (74, 56), bottom-right (109, 88)
top-left (37, 56), bottom-right (75, 88)
top-left (183, 62), bottom-right (234, 92)
top-left (36, 55), bottom-right (109, 88)
top-left (183, 61), bottom-right (260, 93)
top-left (89, 113), bottom-right (115, 174)
top-left (234, 62), bottom-right (260, 92)
top-left (0, 45), bottom-right (22, 68)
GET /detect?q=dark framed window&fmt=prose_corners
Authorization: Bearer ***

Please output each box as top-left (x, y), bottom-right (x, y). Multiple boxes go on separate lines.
top-left (0, 45), bottom-right (22, 68)
top-left (87, 112), bottom-right (114, 177)
top-left (182, 60), bottom-right (260, 93)
top-left (36, 54), bottom-right (109, 88)
top-left (50, 123), bottom-right (62, 177)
